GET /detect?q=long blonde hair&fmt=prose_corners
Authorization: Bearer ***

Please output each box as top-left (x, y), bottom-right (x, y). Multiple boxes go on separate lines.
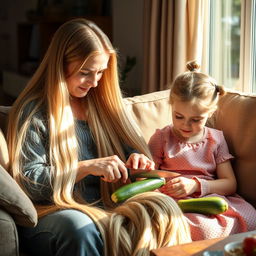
top-left (170, 60), bottom-right (226, 111)
top-left (105, 192), bottom-right (191, 256)
top-left (7, 18), bottom-right (191, 255)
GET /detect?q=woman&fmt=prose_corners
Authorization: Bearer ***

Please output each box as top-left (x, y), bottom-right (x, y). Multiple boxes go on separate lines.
top-left (7, 18), bottom-right (191, 255)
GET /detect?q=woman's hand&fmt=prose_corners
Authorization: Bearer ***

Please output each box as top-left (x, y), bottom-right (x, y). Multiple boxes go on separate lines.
top-left (126, 153), bottom-right (155, 170)
top-left (77, 155), bottom-right (128, 183)
top-left (160, 177), bottom-right (199, 198)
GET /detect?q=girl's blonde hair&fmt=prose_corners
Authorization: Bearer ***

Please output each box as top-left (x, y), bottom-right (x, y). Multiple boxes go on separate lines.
top-left (7, 18), bottom-right (191, 255)
top-left (170, 60), bottom-right (226, 111)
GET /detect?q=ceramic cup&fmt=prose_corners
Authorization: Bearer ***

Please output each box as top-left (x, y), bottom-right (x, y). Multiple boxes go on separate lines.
top-left (224, 241), bottom-right (244, 256)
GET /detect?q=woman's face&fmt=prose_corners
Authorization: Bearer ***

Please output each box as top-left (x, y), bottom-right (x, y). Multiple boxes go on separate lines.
top-left (66, 53), bottom-right (110, 98)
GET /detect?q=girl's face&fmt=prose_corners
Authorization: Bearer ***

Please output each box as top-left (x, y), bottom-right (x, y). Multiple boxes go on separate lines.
top-left (66, 53), bottom-right (110, 98)
top-left (171, 99), bottom-right (212, 141)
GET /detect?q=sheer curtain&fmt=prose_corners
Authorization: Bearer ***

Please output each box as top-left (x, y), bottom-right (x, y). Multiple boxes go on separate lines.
top-left (208, 1), bottom-right (233, 89)
top-left (240, 0), bottom-right (255, 92)
top-left (142, 0), bottom-right (208, 93)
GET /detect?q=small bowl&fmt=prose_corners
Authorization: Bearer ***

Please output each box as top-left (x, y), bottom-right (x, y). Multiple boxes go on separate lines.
top-left (224, 241), bottom-right (244, 256)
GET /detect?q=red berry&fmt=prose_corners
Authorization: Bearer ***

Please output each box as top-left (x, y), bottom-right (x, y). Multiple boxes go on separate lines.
top-left (243, 236), bottom-right (256, 256)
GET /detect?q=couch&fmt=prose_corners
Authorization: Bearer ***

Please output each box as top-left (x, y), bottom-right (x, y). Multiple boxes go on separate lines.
top-left (0, 89), bottom-right (256, 255)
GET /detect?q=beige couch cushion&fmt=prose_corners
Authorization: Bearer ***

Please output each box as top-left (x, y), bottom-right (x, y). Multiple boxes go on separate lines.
top-left (124, 89), bottom-right (171, 143)
top-left (208, 91), bottom-right (256, 207)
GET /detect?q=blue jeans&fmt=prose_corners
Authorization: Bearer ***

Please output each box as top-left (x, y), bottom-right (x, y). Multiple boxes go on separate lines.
top-left (18, 209), bottom-right (104, 256)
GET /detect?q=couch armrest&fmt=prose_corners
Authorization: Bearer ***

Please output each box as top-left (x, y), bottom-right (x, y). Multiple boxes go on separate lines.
top-left (0, 208), bottom-right (19, 256)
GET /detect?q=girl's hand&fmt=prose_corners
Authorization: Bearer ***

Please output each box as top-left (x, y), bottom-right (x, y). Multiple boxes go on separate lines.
top-left (77, 155), bottom-right (128, 183)
top-left (126, 153), bottom-right (155, 170)
top-left (160, 177), bottom-right (199, 198)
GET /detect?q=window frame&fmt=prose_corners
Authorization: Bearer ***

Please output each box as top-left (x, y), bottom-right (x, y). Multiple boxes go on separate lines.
top-left (207, 0), bottom-right (256, 93)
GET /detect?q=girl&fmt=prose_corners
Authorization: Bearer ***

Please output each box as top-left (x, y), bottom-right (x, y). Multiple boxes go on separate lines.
top-left (7, 18), bottom-right (191, 255)
top-left (148, 60), bottom-right (256, 240)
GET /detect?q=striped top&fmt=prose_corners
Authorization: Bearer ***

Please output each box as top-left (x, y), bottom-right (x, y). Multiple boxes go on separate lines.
top-left (20, 105), bottom-right (134, 204)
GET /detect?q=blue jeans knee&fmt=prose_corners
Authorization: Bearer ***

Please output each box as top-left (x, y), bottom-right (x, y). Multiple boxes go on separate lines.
top-left (18, 209), bottom-right (104, 256)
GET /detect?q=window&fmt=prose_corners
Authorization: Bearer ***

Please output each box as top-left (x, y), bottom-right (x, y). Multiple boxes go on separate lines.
top-left (208, 0), bottom-right (256, 93)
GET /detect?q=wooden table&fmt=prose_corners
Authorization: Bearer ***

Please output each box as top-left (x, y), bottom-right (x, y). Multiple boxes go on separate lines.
top-left (150, 230), bottom-right (256, 256)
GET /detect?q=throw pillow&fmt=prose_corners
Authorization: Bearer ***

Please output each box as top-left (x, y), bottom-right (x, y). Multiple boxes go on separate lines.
top-left (0, 164), bottom-right (38, 227)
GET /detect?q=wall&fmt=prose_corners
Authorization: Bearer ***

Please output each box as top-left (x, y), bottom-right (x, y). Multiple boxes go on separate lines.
top-left (112, 0), bottom-right (144, 96)
top-left (0, 1), bottom-right (36, 71)
top-left (0, 0), bottom-right (144, 96)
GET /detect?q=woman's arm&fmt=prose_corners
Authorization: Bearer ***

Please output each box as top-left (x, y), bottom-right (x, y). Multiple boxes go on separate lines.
top-left (76, 155), bottom-right (128, 183)
top-left (76, 153), bottom-right (155, 183)
top-left (21, 113), bottom-right (53, 203)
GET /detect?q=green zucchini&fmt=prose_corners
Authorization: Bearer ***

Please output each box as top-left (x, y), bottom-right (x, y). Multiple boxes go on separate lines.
top-left (111, 178), bottom-right (165, 203)
top-left (177, 196), bottom-right (228, 215)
